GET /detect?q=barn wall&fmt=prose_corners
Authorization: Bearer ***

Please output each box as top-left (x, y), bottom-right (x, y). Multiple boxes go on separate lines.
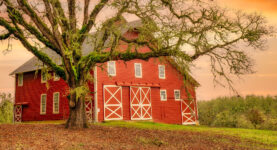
top-left (96, 57), bottom-right (197, 124)
top-left (15, 71), bottom-right (70, 121)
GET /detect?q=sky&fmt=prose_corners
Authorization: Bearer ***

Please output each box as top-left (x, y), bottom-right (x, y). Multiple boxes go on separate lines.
top-left (0, 0), bottom-right (276, 100)
top-left (192, 0), bottom-right (277, 100)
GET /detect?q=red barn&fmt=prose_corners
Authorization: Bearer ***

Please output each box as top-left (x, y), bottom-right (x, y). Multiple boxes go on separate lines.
top-left (10, 20), bottom-right (199, 125)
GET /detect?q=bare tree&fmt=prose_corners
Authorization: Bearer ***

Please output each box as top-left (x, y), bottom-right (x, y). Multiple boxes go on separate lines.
top-left (0, 0), bottom-right (273, 128)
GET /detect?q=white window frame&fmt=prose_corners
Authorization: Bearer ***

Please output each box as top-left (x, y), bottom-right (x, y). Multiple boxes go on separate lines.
top-left (134, 63), bottom-right (142, 78)
top-left (107, 61), bottom-right (116, 76)
top-left (18, 73), bottom-right (23, 86)
top-left (53, 92), bottom-right (60, 114)
top-left (53, 72), bottom-right (60, 81)
top-left (160, 90), bottom-right (167, 101)
top-left (158, 65), bottom-right (166, 79)
top-left (40, 94), bottom-right (47, 115)
top-left (41, 71), bottom-right (47, 83)
top-left (174, 90), bottom-right (181, 101)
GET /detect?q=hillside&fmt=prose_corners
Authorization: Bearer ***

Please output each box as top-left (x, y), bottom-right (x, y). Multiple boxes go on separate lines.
top-left (0, 121), bottom-right (276, 150)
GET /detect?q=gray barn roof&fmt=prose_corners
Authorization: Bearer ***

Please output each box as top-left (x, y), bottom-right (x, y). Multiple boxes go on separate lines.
top-left (10, 20), bottom-right (142, 75)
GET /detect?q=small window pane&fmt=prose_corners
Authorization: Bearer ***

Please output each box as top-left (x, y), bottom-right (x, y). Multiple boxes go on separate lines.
top-left (108, 61), bottom-right (116, 76)
top-left (135, 63), bottom-right (142, 78)
top-left (174, 90), bottom-right (180, 100)
top-left (53, 93), bottom-right (59, 114)
top-left (159, 65), bottom-right (165, 79)
top-left (160, 90), bottom-right (167, 101)
top-left (41, 94), bottom-right (47, 114)
top-left (18, 74), bottom-right (23, 86)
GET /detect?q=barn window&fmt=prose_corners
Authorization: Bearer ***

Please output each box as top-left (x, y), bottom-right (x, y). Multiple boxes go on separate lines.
top-left (53, 92), bottom-right (60, 114)
top-left (134, 63), bottom-right (142, 78)
top-left (160, 90), bottom-right (167, 101)
top-left (107, 61), bottom-right (116, 76)
top-left (174, 90), bottom-right (181, 101)
top-left (158, 65), bottom-right (165, 79)
top-left (40, 94), bottom-right (47, 115)
top-left (41, 71), bottom-right (47, 83)
top-left (53, 73), bottom-right (60, 81)
top-left (18, 74), bottom-right (23, 86)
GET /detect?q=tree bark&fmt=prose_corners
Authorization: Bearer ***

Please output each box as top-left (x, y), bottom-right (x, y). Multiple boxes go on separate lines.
top-left (66, 95), bottom-right (88, 129)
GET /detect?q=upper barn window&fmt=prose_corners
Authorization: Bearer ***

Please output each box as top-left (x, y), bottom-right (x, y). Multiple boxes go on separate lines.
top-left (107, 61), bottom-right (116, 76)
top-left (174, 90), bottom-right (181, 101)
top-left (41, 71), bottom-right (47, 83)
top-left (134, 63), bottom-right (142, 78)
top-left (158, 65), bottom-right (165, 79)
top-left (18, 74), bottom-right (23, 86)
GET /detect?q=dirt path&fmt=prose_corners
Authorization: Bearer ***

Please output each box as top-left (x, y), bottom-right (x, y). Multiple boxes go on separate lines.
top-left (0, 124), bottom-right (271, 150)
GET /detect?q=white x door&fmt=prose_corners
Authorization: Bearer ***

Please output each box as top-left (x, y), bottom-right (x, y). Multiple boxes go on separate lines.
top-left (103, 85), bottom-right (123, 120)
top-left (130, 87), bottom-right (152, 120)
top-left (85, 98), bottom-right (93, 123)
top-left (14, 105), bottom-right (22, 123)
top-left (181, 99), bottom-right (196, 125)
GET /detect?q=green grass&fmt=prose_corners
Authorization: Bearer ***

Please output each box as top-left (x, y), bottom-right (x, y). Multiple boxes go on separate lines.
top-left (99, 121), bottom-right (277, 147)
top-left (5, 120), bottom-right (277, 148)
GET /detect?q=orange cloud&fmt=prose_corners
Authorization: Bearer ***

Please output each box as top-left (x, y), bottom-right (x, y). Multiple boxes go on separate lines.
top-left (219, 0), bottom-right (277, 13)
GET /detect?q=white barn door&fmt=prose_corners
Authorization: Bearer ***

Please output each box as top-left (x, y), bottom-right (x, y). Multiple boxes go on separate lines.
top-left (181, 99), bottom-right (196, 125)
top-left (103, 85), bottom-right (123, 120)
top-left (130, 87), bottom-right (152, 120)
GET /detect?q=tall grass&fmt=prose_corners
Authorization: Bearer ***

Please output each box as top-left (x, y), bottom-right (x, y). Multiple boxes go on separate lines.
top-left (198, 95), bottom-right (277, 130)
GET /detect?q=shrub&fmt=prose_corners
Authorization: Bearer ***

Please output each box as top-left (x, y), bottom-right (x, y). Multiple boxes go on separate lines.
top-left (260, 117), bottom-right (277, 130)
top-left (211, 111), bottom-right (237, 128)
top-left (236, 115), bottom-right (255, 129)
top-left (198, 95), bottom-right (277, 130)
top-left (246, 109), bottom-right (265, 128)
top-left (0, 93), bottom-right (14, 123)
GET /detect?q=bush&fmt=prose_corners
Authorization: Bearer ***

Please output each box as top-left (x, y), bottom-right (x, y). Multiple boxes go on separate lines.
top-left (260, 117), bottom-right (277, 130)
top-left (246, 108), bottom-right (265, 128)
top-left (0, 93), bottom-right (14, 123)
top-left (211, 111), bottom-right (237, 128)
top-left (236, 115), bottom-right (255, 129)
top-left (198, 95), bottom-right (277, 130)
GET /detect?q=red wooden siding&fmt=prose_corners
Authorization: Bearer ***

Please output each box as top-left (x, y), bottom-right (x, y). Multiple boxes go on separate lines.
top-left (15, 71), bottom-right (70, 121)
top-left (96, 57), bottom-right (198, 124)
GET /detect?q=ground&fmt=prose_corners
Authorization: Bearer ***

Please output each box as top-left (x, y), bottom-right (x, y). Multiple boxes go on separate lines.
top-left (0, 121), bottom-right (276, 150)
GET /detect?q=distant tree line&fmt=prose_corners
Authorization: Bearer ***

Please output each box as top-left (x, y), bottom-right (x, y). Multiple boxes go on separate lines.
top-left (198, 95), bottom-right (277, 130)
top-left (0, 93), bottom-right (13, 123)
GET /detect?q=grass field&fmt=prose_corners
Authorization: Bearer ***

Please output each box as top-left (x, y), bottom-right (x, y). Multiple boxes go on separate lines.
top-left (100, 121), bottom-right (277, 147)
top-left (14, 120), bottom-right (277, 149)
top-left (1, 120), bottom-right (276, 149)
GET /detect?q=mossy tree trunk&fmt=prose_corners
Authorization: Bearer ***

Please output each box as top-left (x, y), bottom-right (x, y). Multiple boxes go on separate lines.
top-left (65, 78), bottom-right (89, 128)
top-left (66, 97), bottom-right (88, 128)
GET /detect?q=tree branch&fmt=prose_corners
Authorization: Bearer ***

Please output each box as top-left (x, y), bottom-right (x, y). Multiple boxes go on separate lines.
top-left (83, 0), bottom-right (90, 26)
top-left (0, 31), bottom-right (12, 40)
top-left (68, 0), bottom-right (76, 31)
top-left (17, 0), bottom-right (54, 40)
top-left (5, 2), bottom-right (61, 55)
top-left (79, 0), bottom-right (109, 43)
top-left (0, 16), bottom-right (65, 79)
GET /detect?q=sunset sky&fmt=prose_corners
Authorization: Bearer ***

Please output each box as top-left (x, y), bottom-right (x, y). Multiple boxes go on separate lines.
top-left (0, 0), bottom-right (276, 100)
